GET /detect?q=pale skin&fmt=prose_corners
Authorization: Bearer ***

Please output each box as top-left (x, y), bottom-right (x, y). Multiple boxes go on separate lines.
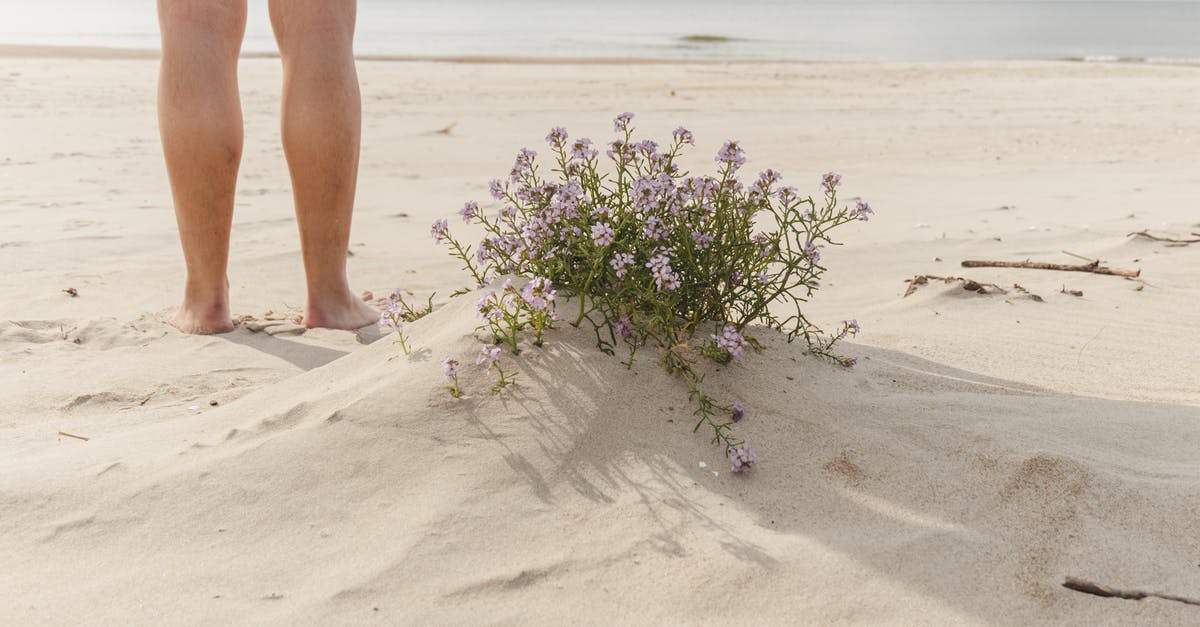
top-left (157, 0), bottom-right (377, 333)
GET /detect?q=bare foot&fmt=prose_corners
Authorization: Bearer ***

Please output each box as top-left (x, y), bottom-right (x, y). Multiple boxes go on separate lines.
top-left (170, 301), bottom-right (235, 334)
top-left (303, 289), bottom-right (379, 330)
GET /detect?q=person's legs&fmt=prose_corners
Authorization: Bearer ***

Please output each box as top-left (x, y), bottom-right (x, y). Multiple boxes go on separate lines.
top-left (269, 0), bottom-right (376, 330)
top-left (157, 0), bottom-right (246, 334)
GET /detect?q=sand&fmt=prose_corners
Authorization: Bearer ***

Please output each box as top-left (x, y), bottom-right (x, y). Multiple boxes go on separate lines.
top-left (1, 48), bottom-right (1198, 624)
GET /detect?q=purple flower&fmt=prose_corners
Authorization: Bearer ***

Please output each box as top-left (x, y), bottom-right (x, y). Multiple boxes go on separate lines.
top-left (476, 290), bottom-right (500, 323)
top-left (730, 271), bottom-right (743, 286)
top-left (757, 272), bottom-right (770, 284)
top-left (729, 445), bottom-right (758, 473)
top-left (546, 126), bottom-right (568, 148)
top-left (615, 316), bottom-right (633, 339)
top-left (757, 168), bottom-right (782, 188)
top-left (850, 199), bottom-right (873, 221)
top-left (510, 148), bottom-right (537, 180)
top-left (643, 215), bottom-right (671, 241)
top-left (731, 401), bottom-right (745, 423)
top-left (613, 112), bottom-right (635, 133)
top-left (776, 186), bottom-right (799, 206)
top-left (378, 308), bottom-right (403, 332)
top-left (459, 200), bottom-right (479, 223)
top-left (570, 137), bottom-right (598, 160)
top-left (521, 277), bottom-right (556, 311)
top-left (646, 251), bottom-right (681, 292)
top-left (712, 324), bottom-right (748, 361)
top-left (610, 253), bottom-right (635, 278)
top-left (476, 345), bottom-right (502, 372)
top-left (821, 171), bottom-right (842, 194)
top-left (488, 178), bottom-right (506, 200)
top-left (606, 139), bottom-right (635, 162)
top-left (715, 140), bottom-right (746, 169)
top-left (591, 222), bottom-right (615, 247)
top-left (673, 126), bottom-right (695, 146)
top-left (804, 240), bottom-right (821, 264)
top-left (691, 231), bottom-right (714, 250)
top-left (431, 218), bottom-right (449, 244)
top-left (844, 319), bottom-right (861, 335)
top-left (441, 356), bottom-right (460, 379)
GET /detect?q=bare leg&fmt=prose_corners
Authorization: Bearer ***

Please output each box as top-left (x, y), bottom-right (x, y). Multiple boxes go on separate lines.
top-left (269, 0), bottom-right (377, 330)
top-left (157, 0), bottom-right (246, 334)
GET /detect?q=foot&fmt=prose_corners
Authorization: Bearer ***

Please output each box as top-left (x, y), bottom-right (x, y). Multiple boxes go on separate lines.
top-left (170, 301), bottom-right (235, 334)
top-left (303, 289), bottom-right (379, 330)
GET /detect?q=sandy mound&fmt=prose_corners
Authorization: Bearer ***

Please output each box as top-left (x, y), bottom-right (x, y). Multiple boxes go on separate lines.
top-left (3, 294), bottom-right (1197, 625)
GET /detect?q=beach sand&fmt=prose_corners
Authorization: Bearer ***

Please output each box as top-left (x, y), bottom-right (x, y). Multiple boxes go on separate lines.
top-left (1, 49), bottom-right (1198, 624)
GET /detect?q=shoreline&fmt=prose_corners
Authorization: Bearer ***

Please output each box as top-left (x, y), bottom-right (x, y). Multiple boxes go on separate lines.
top-left (2, 43), bottom-right (1198, 68)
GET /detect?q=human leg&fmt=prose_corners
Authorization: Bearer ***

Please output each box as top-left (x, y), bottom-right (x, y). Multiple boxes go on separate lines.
top-left (157, 0), bottom-right (247, 333)
top-left (269, 0), bottom-right (376, 330)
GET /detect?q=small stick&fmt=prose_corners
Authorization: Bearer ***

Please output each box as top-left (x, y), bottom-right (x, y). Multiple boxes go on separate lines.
top-left (1063, 576), bottom-right (1200, 607)
top-left (57, 431), bottom-right (90, 441)
top-left (961, 259), bottom-right (1140, 278)
top-left (903, 275), bottom-right (1006, 297)
top-left (1061, 250), bottom-right (1097, 263)
top-left (1127, 230), bottom-right (1200, 244)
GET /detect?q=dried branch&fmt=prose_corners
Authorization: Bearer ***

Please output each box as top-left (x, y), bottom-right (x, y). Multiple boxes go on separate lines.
top-left (1127, 230), bottom-right (1200, 244)
top-left (1063, 576), bottom-right (1200, 607)
top-left (57, 431), bottom-right (90, 441)
top-left (903, 275), bottom-right (1006, 297)
top-left (961, 259), bottom-right (1140, 278)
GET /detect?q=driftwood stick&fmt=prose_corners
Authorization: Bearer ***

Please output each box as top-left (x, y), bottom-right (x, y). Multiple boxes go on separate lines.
top-left (961, 259), bottom-right (1140, 278)
top-left (1127, 230), bottom-right (1200, 244)
top-left (903, 274), bottom-right (1007, 297)
top-left (1061, 250), bottom-right (1097, 263)
top-left (1063, 576), bottom-right (1200, 607)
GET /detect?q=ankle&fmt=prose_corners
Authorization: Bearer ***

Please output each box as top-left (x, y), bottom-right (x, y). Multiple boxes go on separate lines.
top-left (183, 276), bottom-right (230, 305)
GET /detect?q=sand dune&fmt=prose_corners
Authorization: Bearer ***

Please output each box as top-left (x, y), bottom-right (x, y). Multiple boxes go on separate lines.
top-left (2, 50), bottom-right (1198, 624)
top-left (3, 295), bottom-right (1198, 624)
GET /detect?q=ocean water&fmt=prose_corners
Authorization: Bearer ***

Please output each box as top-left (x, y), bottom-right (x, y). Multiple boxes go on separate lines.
top-left (1, 0), bottom-right (1199, 62)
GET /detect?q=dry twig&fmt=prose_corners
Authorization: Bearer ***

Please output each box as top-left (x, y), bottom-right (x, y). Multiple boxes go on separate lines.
top-left (57, 431), bottom-right (90, 441)
top-left (1127, 230), bottom-right (1200, 245)
top-left (1010, 283), bottom-right (1044, 302)
top-left (1063, 576), bottom-right (1200, 607)
top-left (961, 259), bottom-right (1140, 278)
top-left (903, 275), bottom-right (1006, 297)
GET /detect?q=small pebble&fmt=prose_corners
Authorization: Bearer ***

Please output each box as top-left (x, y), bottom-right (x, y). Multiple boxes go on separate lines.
top-left (209, 400), bottom-right (219, 407)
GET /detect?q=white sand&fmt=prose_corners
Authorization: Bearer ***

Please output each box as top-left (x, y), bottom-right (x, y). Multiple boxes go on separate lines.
top-left (1, 51), bottom-right (1198, 624)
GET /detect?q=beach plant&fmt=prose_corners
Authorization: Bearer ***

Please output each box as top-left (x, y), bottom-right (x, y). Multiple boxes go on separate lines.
top-left (424, 113), bottom-right (872, 471)
top-left (441, 356), bottom-right (462, 398)
top-left (476, 344), bottom-right (519, 393)
top-left (379, 289), bottom-right (434, 355)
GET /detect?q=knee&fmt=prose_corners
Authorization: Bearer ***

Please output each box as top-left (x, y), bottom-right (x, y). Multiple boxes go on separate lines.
top-left (158, 0), bottom-right (247, 52)
top-left (271, 1), bottom-right (356, 58)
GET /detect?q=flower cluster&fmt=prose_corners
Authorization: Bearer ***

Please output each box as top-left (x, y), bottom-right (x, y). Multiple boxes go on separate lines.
top-left (441, 356), bottom-right (462, 398)
top-left (474, 277), bottom-right (558, 354)
top-left (477, 344), bottom-right (518, 392)
top-left (378, 289), bottom-right (435, 354)
top-left (729, 445), bottom-right (758, 473)
top-left (431, 113), bottom-right (872, 468)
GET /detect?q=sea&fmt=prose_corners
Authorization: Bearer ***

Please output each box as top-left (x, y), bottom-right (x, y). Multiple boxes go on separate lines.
top-left (1, 0), bottom-right (1199, 63)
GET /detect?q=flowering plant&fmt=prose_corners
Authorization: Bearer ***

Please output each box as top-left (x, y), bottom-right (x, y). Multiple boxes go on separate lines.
top-left (425, 113), bottom-right (871, 472)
